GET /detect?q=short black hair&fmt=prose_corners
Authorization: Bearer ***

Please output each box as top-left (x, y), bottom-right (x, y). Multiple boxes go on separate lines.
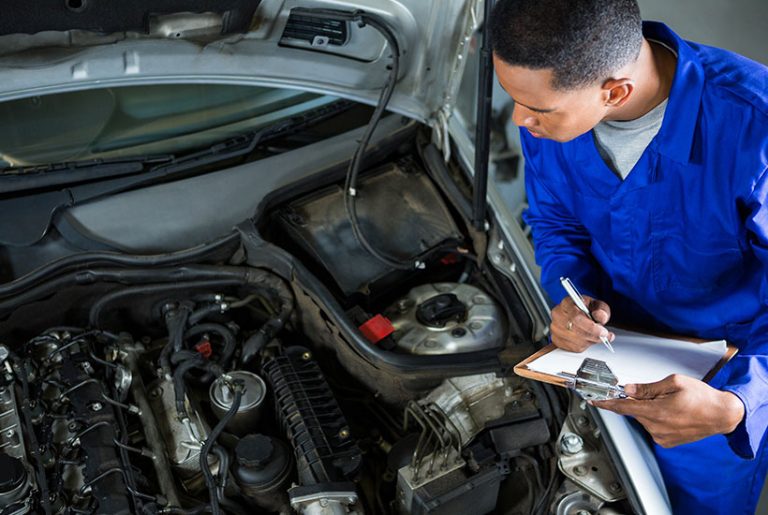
top-left (490, 0), bottom-right (643, 90)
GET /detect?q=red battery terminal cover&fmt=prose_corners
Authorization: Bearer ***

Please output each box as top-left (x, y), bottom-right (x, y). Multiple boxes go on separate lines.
top-left (359, 314), bottom-right (395, 344)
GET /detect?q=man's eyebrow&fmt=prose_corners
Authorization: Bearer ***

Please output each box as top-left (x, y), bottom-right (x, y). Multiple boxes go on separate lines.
top-left (496, 78), bottom-right (556, 113)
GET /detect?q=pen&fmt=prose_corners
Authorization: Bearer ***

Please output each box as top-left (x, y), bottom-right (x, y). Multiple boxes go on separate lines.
top-left (560, 276), bottom-right (615, 353)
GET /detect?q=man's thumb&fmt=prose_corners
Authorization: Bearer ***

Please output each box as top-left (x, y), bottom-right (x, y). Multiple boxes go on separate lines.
top-left (624, 375), bottom-right (680, 399)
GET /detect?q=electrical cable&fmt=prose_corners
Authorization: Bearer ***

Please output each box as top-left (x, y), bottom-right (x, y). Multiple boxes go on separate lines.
top-left (300, 9), bottom-right (477, 272)
top-left (340, 12), bottom-right (418, 270)
top-left (200, 383), bottom-right (243, 515)
top-left (240, 298), bottom-right (293, 365)
top-left (184, 323), bottom-right (237, 369)
top-left (172, 356), bottom-right (223, 419)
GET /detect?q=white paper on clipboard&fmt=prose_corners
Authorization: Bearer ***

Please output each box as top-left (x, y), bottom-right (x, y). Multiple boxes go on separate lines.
top-left (525, 328), bottom-right (727, 386)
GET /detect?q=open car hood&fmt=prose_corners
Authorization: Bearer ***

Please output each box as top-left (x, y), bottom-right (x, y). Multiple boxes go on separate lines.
top-left (0, 0), bottom-right (481, 131)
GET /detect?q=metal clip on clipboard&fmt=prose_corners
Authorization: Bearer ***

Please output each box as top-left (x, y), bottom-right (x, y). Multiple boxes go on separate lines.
top-left (557, 358), bottom-right (628, 401)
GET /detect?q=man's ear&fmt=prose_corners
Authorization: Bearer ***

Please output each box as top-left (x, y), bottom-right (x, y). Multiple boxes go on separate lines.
top-left (601, 78), bottom-right (635, 108)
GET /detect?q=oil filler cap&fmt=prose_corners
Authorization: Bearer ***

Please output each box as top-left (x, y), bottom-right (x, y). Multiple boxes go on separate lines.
top-left (236, 434), bottom-right (274, 469)
top-left (416, 293), bottom-right (467, 327)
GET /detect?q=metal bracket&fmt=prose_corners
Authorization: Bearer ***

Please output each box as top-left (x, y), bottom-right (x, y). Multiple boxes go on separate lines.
top-left (558, 359), bottom-right (627, 401)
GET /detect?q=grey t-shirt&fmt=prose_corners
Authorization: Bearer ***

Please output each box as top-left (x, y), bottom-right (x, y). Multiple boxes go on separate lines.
top-left (593, 98), bottom-right (668, 179)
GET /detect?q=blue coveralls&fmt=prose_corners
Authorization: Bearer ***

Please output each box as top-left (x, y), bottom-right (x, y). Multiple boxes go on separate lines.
top-left (521, 22), bottom-right (768, 514)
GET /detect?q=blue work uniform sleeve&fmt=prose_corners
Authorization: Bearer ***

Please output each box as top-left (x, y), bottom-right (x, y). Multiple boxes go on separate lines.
top-left (521, 137), bottom-right (606, 306)
top-left (721, 166), bottom-right (768, 459)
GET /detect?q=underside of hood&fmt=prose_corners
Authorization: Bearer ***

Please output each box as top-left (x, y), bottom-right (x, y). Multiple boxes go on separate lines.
top-left (0, 0), bottom-right (482, 127)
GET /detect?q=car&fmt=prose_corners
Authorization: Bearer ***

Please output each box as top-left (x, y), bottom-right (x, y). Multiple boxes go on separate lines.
top-left (0, 1), bottom-right (670, 514)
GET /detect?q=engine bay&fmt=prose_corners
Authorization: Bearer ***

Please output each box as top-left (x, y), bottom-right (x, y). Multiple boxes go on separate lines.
top-left (0, 137), bottom-right (633, 514)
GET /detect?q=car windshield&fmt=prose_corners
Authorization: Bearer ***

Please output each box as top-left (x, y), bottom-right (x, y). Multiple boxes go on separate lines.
top-left (0, 84), bottom-right (338, 168)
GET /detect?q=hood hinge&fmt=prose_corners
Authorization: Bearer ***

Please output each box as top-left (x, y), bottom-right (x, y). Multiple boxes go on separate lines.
top-left (428, 0), bottom-right (483, 162)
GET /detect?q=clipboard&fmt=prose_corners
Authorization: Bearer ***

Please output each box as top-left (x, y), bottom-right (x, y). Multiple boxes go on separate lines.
top-left (513, 328), bottom-right (738, 400)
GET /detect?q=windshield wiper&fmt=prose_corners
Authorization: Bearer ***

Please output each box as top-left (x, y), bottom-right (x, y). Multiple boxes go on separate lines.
top-left (0, 99), bottom-right (356, 246)
top-left (0, 155), bottom-right (174, 194)
top-left (145, 98), bottom-right (355, 177)
top-left (0, 98), bottom-right (353, 203)
top-left (85, 99), bottom-right (355, 196)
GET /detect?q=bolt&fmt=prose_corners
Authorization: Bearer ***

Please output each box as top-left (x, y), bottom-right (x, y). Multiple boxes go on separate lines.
top-left (610, 482), bottom-right (622, 493)
top-left (522, 390), bottom-right (533, 401)
top-left (302, 352), bottom-right (312, 361)
top-left (319, 499), bottom-right (329, 507)
top-left (149, 388), bottom-right (162, 399)
top-left (338, 429), bottom-right (350, 439)
top-left (347, 497), bottom-right (356, 505)
top-left (576, 415), bottom-right (590, 428)
top-left (573, 465), bottom-right (587, 476)
top-left (90, 402), bottom-right (103, 412)
top-left (451, 327), bottom-right (467, 338)
top-left (560, 433), bottom-right (584, 455)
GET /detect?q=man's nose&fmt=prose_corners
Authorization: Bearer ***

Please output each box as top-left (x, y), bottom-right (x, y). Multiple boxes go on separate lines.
top-left (511, 105), bottom-right (537, 128)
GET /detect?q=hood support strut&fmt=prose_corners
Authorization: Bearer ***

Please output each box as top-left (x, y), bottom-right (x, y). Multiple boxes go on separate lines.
top-left (472, 0), bottom-right (494, 231)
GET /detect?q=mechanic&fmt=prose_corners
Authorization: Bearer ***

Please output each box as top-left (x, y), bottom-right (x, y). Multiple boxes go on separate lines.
top-left (489, 0), bottom-right (768, 513)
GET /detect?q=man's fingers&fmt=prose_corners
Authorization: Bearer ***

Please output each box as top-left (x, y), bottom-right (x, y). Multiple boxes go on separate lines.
top-left (551, 313), bottom-right (600, 351)
top-left (550, 326), bottom-right (595, 352)
top-left (624, 374), bottom-right (685, 400)
top-left (549, 295), bottom-right (614, 352)
top-left (571, 313), bottom-right (611, 343)
top-left (591, 398), bottom-right (654, 418)
top-left (588, 298), bottom-right (612, 325)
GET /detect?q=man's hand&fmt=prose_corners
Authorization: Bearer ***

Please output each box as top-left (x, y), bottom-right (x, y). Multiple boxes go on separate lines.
top-left (592, 374), bottom-right (745, 448)
top-left (550, 295), bottom-right (615, 352)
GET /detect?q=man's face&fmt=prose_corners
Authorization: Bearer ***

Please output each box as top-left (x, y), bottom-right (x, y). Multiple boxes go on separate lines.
top-left (494, 54), bottom-right (609, 143)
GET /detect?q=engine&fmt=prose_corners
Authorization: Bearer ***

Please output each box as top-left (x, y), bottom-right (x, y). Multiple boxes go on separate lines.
top-left (0, 261), bottom-right (632, 515)
top-left (0, 149), bottom-right (631, 514)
